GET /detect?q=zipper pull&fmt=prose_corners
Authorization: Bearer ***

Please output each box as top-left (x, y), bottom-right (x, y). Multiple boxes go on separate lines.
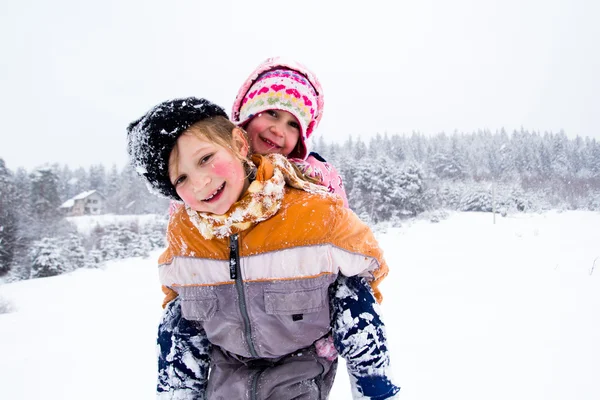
top-left (229, 233), bottom-right (238, 280)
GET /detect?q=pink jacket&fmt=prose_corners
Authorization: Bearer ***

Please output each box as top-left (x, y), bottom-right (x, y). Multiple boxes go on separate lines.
top-left (292, 152), bottom-right (349, 208)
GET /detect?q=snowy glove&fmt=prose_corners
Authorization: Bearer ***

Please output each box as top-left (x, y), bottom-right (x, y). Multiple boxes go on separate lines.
top-left (157, 298), bottom-right (210, 399)
top-left (330, 275), bottom-right (401, 400)
top-left (350, 374), bottom-right (401, 399)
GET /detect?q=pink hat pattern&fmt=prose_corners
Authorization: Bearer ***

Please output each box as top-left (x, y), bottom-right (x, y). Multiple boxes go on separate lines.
top-left (238, 69), bottom-right (318, 158)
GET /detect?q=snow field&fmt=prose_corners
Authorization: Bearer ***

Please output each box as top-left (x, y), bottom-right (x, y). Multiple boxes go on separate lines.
top-left (1, 211), bottom-right (599, 399)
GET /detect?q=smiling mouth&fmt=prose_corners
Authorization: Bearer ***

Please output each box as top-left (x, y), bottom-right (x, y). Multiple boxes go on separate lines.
top-left (261, 137), bottom-right (281, 149)
top-left (202, 182), bottom-right (225, 202)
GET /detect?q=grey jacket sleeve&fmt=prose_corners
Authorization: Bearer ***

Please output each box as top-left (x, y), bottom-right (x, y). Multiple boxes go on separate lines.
top-left (157, 297), bottom-right (212, 399)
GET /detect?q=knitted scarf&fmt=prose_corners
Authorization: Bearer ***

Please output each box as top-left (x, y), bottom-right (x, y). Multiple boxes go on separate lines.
top-left (185, 153), bottom-right (330, 240)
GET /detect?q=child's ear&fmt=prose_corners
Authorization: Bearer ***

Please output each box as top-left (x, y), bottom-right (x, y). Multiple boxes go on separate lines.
top-left (232, 127), bottom-right (249, 157)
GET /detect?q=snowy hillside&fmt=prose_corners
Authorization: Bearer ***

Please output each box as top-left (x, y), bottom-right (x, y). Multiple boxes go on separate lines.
top-left (1, 211), bottom-right (599, 400)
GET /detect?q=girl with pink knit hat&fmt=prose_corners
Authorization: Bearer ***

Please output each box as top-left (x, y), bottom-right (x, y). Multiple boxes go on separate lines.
top-left (231, 56), bottom-right (349, 207)
top-left (231, 57), bottom-right (400, 399)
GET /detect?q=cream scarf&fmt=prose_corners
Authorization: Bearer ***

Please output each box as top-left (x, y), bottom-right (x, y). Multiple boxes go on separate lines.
top-left (185, 153), bottom-right (329, 240)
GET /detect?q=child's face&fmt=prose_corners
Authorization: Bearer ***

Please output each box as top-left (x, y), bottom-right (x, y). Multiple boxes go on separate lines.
top-left (169, 131), bottom-right (249, 214)
top-left (244, 110), bottom-right (301, 157)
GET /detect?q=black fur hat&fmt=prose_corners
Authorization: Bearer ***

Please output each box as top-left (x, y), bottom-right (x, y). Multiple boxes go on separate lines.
top-left (126, 97), bottom-right (229, 200)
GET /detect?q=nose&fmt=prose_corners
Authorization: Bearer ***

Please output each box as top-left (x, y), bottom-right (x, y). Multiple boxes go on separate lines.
top-left (269, 121), bottom-right (286, 138)
top-left (191, 175), bottom-right (212, 193)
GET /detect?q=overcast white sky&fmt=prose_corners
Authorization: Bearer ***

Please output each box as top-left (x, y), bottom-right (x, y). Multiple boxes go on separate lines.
top-left (1, 0), bottom-right (599, 170)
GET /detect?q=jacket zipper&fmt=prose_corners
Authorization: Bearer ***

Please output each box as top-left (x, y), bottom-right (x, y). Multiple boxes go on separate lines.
top-left (250, 368), bottom-right (266, 400)
top-left (229, 233), bottom-right (258, 358)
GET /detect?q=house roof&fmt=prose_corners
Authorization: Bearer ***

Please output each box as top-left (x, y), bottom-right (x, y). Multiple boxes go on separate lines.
top-left (59, 190), bottom-right (102, 209)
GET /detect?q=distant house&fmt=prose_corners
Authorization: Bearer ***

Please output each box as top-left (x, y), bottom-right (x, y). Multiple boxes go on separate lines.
top-left (59, 190), bottom-right (105, 216)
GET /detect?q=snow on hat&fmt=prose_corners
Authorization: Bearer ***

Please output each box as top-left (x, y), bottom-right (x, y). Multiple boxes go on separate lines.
top-left (231, 57), bottom-right (324, 160)
top-left (126, 97), bottom-right (229, 200)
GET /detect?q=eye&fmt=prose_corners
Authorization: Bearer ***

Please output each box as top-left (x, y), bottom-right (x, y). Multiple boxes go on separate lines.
top-left (173, 175), bottom-right (186, 187)
top-left (266, 110), bottom-right (278, 118)
top-left (199, 153), bottom-right (213, 165)
top-left (288, 120), bottom-right (300, 130)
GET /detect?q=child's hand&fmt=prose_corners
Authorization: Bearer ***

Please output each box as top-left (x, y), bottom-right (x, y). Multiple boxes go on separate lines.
top-left (289, 158), bottom-right (324, 182)
top-left (314, 334), bottom-right (337, 361)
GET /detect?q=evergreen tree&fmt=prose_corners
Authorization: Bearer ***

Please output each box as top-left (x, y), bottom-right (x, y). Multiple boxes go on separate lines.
top-left (511, 129), bottom-right (529, 175)
top-left (498, 142), bottom-right (517, 180)
top-left (141, 218), bottom-right (168, 250)
top-left (63, 233), bottom-right (86, 271)
top-left (98, 225), bottom-right (124, 260)
top-left (349, 157), bottom-right (397, 223)
top-left (56, 165), bottom-right (74, 200)
top-left (470, 130), bottom-right (492, 179)
top-left (71, 167), bottom-right (89, 196)
top-left (391, 163), bottom-right (427, 217)
top-left (387, 134), bottom-right (405, 164)
top-left (486, 143), bottom-right (501, 179)
top-left (326, 142), bottom-right (341, 166)
top-left (30, 167), bottom-right (62, 227)
top-left (10, 167), bottom-right (35, 275)
top-left (116, 223), bottom-right (141, 258)
top-left (589, 140), bottom-right (600, 178)
top-left (551, 131), bottom-right (570, 178)
top-left (570, 136), bottom-right (587, 178)
top-left (30, 238), bottom-right (67, 278)
top-left (0, 159), bottom-right (18, 275)
top-left (430, 152), bottom-right (464, 180)
top-left (85, 248), bottom-right (103, 268)
top-left (343, 136), bottom-right (355, 158)
top-left (337, 155), bottom-right (357, 197)
top-left (117, 164), bottom-right (168, 214)
top-left (353, 138), bottom-right (367, 161)
top-left (367, 133), bottom-right (384, 159)
top-left (88, 164), bottom-right (107, 195)
top-left (104, 164), bottom-right (121, 214)
top-left (409, 132), bottom-right (426, 162)
top-left (312, 136), bottom-right (328, 155)
top-left (461, 190), bottom-right (493, 212)
top-left (537, 139), bottom-right (552, 179)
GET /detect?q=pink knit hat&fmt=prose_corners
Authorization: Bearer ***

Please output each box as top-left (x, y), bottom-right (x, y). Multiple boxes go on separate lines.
top-left (232, 57), bottom-right (324, 160)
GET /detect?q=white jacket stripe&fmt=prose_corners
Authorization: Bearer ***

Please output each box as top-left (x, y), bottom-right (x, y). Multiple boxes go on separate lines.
top-left (159, 244), bottom-right (379, 286)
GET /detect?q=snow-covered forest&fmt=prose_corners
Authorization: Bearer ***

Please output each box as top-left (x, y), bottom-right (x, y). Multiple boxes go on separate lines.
top-left (0, 159), bottom-right (169, 281)
top-left (1, 128), bottom-right (599, 282)
top-left (312, 129), bottom-right (600, 222)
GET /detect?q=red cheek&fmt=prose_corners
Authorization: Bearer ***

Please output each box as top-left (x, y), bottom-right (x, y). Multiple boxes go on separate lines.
top-left (211, 160), bottom-right (235, 177)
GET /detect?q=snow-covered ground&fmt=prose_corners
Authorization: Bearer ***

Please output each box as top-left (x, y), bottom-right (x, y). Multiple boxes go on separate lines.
top-left (1, 211), bottom-right (599, 400)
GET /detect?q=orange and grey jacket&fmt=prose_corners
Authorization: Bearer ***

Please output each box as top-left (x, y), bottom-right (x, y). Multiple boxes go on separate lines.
top-left (159, 167), bottom-right (388, 361)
